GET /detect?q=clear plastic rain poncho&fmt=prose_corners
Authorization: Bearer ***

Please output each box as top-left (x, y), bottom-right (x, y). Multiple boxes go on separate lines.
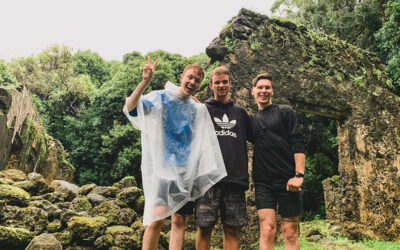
top-left (123, 82), bottom-right (227, 225)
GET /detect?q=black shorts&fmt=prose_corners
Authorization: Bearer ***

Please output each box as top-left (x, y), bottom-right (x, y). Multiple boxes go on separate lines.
top-left (195, 183), bottom-right (248, 227)
top-left (175, 201), bottom-right (194, 215)
top-left (255, 181), bottom-right (302, 218)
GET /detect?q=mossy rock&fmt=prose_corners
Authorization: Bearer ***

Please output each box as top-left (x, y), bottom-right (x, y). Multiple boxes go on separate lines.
top-left (0, 184), bottom-right (30, 206)
top-left (105, 226), bottom-right (140, 250)
top-left (70, 196), bottom-right (93, 213)
top-left (119, 208), bottom-right (137, 226)
top-left (0, 177), bottom-right (14, 185)
top-left (91, 201), bottom-right (121, 225)
top-left (113, 176), bottom-right (137, 189)
top-left (116, 187), bottom-right (143, 207)
top-left (130, 221), bottom-right (145, 242)
top-left (52, 231), bottom-right (72, 246)
top-left (89, 186), bottom-right (119, 198)
top-left (1, 206), bottom-right (48, 235)
top-left (0, 169), bottom-right (27, 182)
top-left (133, 195), bottom-right (145, 214)
top-left (67, 216), bottom-right (107, 243)
top-left (78, 183), bottom-right (97, 196)
top-left (105, 226), bottom-right (134, 237)
top-left (94, 234), bottom-right (113, 249)
top-left (47, 221), bottom-right (62, 233)
top-left (29, 199), bottom-right (61, 221)
top-left (25, 233), bottom-right (62, 250)
top-left (0, 225), bottom-right (33, 250)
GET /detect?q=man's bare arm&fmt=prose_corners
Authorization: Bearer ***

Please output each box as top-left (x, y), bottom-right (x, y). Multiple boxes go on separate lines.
top-left (286, 153), bottom-right (306, 192)
top-left (126, 56), bottom-right (159, 111)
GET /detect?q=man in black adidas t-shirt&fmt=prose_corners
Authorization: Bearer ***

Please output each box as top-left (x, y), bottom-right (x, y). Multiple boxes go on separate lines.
top-left (195, 66), bottom-right (252, 250)
top-left (250, 73), bottom-right (306, 250)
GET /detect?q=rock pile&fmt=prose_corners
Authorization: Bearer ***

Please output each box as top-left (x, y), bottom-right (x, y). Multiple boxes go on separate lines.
top-left (0, 169), bottom-right (149, 249)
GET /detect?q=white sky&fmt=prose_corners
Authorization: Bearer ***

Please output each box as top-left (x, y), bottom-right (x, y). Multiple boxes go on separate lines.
top-left (0, 0), bottom-right (276, 61)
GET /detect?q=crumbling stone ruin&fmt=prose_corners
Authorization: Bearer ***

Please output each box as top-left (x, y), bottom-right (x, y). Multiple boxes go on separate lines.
top-left (0, 86), bottom-right (74, 183)
top-left (205, 8), bottom-right (400, 240)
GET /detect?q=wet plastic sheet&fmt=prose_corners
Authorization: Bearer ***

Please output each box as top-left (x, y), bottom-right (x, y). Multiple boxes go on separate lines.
top-left (123, 82), bottom-right (226, 225)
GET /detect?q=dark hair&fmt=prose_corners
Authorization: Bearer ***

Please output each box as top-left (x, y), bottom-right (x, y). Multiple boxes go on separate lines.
top-left (183, 64), bottom-right (205, 81)
top-left (210, 66), bottom-right (230, 83)
top-left (252, 72), bottom-right (272, 87)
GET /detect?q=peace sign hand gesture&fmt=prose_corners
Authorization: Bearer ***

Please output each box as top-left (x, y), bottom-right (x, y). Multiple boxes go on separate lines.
top-left (143, 56), bottom-right (159, 83)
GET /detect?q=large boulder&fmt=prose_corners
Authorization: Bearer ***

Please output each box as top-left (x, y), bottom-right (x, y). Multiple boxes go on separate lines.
top-left (50, 180), bottom-right (79, 201)
top-left (68, 216), bottom-right (108, 243)
top-left (0, 169), bottom-right (27, 182)
top-left (25, 233), bottom-right (62, 250)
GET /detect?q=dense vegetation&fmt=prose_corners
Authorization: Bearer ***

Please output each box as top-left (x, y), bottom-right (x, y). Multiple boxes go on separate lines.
top-left (271, 0), bottom-right (400, 96)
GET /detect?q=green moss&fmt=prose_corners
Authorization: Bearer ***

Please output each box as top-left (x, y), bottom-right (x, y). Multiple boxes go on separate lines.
top-left (52, 232), bottom-right (72, 246)
top-left (353, 76), bottom-right (365, 87)
top-left (0, 178), bottom-right (14, 185)
top-left (47, 221), bottom-right (62, 233)
top-left (0, 226), bottom-right (33, 249)
top-left (92, 201), bottom-right (120, 224)
top-left (0, 184), bottom-right (30, 206)
top-left (224, 36), bottom-right (236, 53)
top-left (68, 216), bottom-right (107, 242)
top-left (106, 226), bottom-right (133, 236)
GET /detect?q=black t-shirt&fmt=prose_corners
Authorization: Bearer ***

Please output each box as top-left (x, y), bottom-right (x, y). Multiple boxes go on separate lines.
top-left (205, 98), bottom-right (252, 189)
top-left (251, 104), bottom-right (305, 183)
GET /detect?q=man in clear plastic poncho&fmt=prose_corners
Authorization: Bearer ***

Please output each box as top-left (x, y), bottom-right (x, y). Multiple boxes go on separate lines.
top-left (123, 57), bottom-right (226, 249)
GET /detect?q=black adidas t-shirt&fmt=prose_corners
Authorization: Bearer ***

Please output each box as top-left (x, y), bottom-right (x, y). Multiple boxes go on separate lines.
top-left (205, 98), bottom-right (252, 189)
top-left (251, 103), bottom-right (305, 183)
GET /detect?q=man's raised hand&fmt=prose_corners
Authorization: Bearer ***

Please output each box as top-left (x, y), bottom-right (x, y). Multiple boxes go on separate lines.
top-left (143, 56), bottom-right (159, 83)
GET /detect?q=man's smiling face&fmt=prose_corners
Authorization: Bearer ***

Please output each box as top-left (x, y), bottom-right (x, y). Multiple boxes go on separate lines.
top-left (252, 78), bottom-right (274, 109)
top-left (179, 69), bottom-right (203, 97)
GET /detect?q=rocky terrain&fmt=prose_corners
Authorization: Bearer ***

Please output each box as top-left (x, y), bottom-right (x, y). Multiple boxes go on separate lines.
top-left (0, 169), bottom-right (154, 249)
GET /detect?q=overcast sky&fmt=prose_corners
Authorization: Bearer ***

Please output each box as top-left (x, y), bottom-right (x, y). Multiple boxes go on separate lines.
top-left (0, 0), bottom-right (276, 61)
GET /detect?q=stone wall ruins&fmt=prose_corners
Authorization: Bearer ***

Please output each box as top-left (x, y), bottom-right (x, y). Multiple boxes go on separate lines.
top-left (206, 8), bottom-right (400, 240)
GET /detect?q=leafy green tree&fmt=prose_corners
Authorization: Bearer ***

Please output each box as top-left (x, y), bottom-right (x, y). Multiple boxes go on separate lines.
top-left (297, 112), bottom-right (338, 219)
top-left (375, 0), bottom-right (400, 95)
top-left (0, 59), bottom-right (16, 84)
top-left (271, 0), bottom-right (400, 94)
top-left (73, 50), bottom-right (111, 87)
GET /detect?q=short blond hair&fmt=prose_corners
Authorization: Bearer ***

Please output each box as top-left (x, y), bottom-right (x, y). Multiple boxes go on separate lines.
top-left (183, 64), bottom-right (204, 81)
top-left (210, 66), bottom-right (230, 83)
top-left (252, 72), bottom-right (272, 87)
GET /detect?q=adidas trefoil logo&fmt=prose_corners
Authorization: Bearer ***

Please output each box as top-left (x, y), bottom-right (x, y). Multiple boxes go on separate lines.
top-left (214, 114), bottom-right (236, 129)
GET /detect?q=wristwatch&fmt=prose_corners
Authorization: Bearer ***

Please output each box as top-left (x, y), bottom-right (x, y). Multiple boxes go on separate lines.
top-left (295, 172), bottom-right (304, 178)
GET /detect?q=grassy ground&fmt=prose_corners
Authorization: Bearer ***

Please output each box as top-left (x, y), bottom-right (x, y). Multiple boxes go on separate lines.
top-left (272, 220), bottom-right (400, 250)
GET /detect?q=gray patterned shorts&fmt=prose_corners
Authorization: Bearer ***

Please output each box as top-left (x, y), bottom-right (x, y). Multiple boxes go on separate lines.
top-left (195, 183), bottom-right (248, 227)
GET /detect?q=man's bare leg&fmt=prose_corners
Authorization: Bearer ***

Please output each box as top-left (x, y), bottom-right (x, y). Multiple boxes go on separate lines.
top-left (170, 213), bottom-right (185, 250)
top-left (142, 219), bottom-right (165, 250)
top-left (258, 209), bottom-right (277, 250)
top-left (196, 226), bottom-right (214, 250)
top-left (281, 217), bottom-right (300, 250)
top-left (222, 224), bottom-right (239, 250)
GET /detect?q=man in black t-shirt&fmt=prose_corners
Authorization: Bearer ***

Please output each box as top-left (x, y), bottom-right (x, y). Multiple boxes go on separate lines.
top-left (250, 73), bottom-right (306, 250)
top-left (195, 66), bottom-right (252, 250)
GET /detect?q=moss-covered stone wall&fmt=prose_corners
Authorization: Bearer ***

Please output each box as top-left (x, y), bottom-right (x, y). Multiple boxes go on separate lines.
top-left (206, 8), bottom-right (400, 240)
top-left (0, 86), bottom-right (74, 183)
